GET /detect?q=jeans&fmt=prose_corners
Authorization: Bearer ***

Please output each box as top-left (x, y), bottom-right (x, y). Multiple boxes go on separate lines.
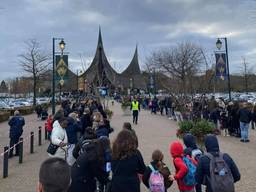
top-left (240, 122), bottom-right (249, 140)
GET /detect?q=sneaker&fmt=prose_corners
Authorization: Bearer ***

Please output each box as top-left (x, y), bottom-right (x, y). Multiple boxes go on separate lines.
top-left (245, 139), bottom-right (250, 142)
top-left (240, 139), bottom-right (245, 142)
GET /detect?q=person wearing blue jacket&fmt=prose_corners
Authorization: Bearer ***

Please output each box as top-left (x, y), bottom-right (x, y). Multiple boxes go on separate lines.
top-left (66, 113), bottom-right (82, 165)
top-left (195, 135), bottom-right (240, 192)
top-left (8, 110), bottom-right (25, 158)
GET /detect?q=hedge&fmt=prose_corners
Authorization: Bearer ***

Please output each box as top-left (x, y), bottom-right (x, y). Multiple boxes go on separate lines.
top-left (0, 111), bottom-right (11, 122)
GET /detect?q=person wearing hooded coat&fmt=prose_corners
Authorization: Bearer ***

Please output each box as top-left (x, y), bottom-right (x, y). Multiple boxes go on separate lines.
top-left (195, 135), bottom-right (240, 192)
top-left (169, 141), bottom-right (196, 192)
top-left (183, 134), bottom-right (202, 192)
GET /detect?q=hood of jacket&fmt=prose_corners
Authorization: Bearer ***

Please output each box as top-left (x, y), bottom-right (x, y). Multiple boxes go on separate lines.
top-left (205, 134), bottom-right (219, 153)
top-left (170, 141), bottom-right (184, 158)
top-left (183, 133), bottom-right (198, 150)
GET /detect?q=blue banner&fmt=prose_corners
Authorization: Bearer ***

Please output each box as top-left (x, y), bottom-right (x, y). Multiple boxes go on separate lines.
top-left (215, 53), bottom-right (227, 80)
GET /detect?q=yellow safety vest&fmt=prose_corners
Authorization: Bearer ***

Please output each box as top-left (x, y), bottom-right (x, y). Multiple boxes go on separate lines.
top-left (132, 101), bottom-right (139, 111)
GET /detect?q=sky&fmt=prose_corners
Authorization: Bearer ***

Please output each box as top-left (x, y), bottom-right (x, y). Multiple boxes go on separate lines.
top-left (0, 0), bottom-right (256, 79)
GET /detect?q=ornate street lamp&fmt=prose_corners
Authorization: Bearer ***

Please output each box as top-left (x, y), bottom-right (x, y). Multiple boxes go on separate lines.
top-left (59, 39), bottom-right (65, 53)
top-left (216, 38), bottom-right (222, 50)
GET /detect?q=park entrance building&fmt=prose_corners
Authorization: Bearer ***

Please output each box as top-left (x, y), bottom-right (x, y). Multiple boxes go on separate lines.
top-left (79, 28), bottom-right (146, 94)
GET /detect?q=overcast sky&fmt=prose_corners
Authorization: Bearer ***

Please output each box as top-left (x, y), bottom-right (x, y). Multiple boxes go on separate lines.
top-left (0, 0), bottom-right (256, 79)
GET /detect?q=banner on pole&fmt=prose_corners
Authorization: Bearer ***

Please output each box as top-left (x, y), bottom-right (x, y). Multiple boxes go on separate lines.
top-left (215, 53), bottom-right (227, 80)
top-left (55, 55), bottom-right (68, 85)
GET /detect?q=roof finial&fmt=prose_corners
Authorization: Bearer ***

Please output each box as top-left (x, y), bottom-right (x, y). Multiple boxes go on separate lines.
top-left (98, 25), bottom-right (103, 48)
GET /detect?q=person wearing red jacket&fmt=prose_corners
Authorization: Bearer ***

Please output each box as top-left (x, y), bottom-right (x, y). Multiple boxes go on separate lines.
top-left (46, 115), bottom-right (53, 140)
top-left (169, 141), bottom-right (195, 192)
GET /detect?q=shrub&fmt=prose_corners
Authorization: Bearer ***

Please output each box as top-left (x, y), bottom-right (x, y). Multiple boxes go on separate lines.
top-left (177, 120), bottom-right (194, 138)
top-left (0, 111), bottom-right (11, 122)
top-left (191, 119), bottom-right (215, 142)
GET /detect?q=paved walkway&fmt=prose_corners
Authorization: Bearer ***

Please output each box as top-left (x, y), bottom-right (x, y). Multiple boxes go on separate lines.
top-left (0, 102), bottom-right (254, 191)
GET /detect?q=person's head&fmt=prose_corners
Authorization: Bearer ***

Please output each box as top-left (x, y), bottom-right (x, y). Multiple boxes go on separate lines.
top-left (53, 109), bottom-right (64, 120)
top-left (38, 158), bottom-right (71, 192)
top-left (183, 133), bottom-right (197, 150)
top-left (68, 112), bottom-right (77, 121)
top-left (204, 134), bottom-right (220, 153)
top-left (14, 110), bottom-right (20, 116)
top-left (58, 118), bottom-right (68, 129)
top-left (112, 130), bottom-right (137, 160)
top-left (152, 149), bottom-right (164, 163)
top-left (169, 141), bottom-right (184, 158)
top-left (123, 122), bottom-right (132, 131)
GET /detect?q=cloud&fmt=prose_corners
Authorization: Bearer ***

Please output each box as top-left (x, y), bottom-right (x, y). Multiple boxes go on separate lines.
top-left (0, 0), bottom-right (255, 79)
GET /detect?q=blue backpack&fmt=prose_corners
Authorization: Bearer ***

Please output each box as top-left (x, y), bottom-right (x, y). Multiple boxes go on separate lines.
top-left (182, 156), bottom-right (197, 186)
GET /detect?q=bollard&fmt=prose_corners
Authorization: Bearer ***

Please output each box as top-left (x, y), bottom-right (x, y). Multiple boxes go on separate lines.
top-left (19, 137), bottom-right (23, 164)
top-left (44, 125), bottom-right (48, 140)
top-left (30, 132), bottom-right (34, 154)
top-left (38, 126), bottom-right (42, 146)
top-left (3, 146), bottom-right (9, 178)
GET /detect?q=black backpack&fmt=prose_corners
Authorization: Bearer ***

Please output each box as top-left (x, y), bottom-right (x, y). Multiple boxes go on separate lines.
top-left (78, 139), bottom-right (98, 161)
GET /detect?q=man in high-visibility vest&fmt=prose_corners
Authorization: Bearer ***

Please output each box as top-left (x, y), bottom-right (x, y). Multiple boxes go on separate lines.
top-left (131, 97), bottom-right (140, 124)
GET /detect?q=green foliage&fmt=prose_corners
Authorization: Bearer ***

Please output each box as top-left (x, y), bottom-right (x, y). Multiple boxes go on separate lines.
top-left (121, 97), bottom-right (131, 110)
top-left (0, 111), bottom-right (11, 122)
top-left (178, 120), bottom-right (194, 133)
top-left (177, 119), bottom-right (214, 141)
top-left (191, 119), bottom-right (215, 139)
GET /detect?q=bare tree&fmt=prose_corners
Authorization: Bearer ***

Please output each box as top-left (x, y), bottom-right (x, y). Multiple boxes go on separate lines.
top-left (240, 57), bottom-right (253, 93)
top-left (146, 42), bottom-right (204, 96)
top-left (19, 39), bottom-right (50, 106)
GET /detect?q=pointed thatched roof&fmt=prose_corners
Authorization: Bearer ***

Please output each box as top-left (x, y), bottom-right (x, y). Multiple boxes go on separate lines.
top-left (81, 27), bottom-right (119, 87)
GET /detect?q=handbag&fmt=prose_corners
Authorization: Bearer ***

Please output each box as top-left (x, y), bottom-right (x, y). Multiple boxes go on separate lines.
top-left (47, 134), bottom-right (65, 155)
top-left (47, 143), bottom-right (59, 155)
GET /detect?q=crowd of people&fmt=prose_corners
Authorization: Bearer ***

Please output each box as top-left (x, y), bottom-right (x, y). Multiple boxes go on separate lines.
top-left (140, 95), bottom-right (256, 143)
top-left (32, 96), bottom-right (241, 192)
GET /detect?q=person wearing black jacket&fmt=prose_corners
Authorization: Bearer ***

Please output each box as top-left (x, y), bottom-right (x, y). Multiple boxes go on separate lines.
top-left (68, 138), bottom-right (110, 192)
top-left (111, 130), bottom-right (146, 192)
top-left (238, 103), bottom-right (252, 142)
top-left (195, 135), bottom-right (240, 192)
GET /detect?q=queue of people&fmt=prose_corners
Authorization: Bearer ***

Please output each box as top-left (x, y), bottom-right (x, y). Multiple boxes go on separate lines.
top-left (37, 97), bottom-right (241, 192)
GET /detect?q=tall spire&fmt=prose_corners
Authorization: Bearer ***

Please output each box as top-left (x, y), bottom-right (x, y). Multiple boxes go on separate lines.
top-left (97, 26), bottom-right (103, 49)
top-left (121, 45), bottom-right (141, 76)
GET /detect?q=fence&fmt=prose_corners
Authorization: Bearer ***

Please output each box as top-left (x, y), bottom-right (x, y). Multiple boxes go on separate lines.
top-left (1, 125), bottom-right (48, 178)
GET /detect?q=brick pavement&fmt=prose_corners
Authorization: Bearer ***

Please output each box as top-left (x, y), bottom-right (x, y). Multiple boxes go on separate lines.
top-left (0, 102), bottom-right (254, 191)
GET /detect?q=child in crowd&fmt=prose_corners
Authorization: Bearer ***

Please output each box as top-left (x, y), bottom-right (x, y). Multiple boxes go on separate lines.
top-left (170, 141), bottom-right (196, 192)
top-left (143, 149), bottom-right (173, 192)
top-left (46, 114), bottom-right (53, 140)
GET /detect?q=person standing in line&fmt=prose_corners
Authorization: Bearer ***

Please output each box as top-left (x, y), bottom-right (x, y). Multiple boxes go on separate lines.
top-left (49, 117), bottom-right (68, 159)
top-left (238, 102), bottom-right (252, 142)
top-left (110, 130), bottom-right (146, 192)
top-left (195, 135), bottom-right (240, 192)
top-left (131, 97), bottom-right (140, 124)
top-left (8, 110), bottom-right (25, 158)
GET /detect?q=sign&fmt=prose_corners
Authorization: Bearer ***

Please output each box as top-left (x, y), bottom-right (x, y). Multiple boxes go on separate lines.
top-left (215, 53), bottom-right (227, 80)
top-left (55, 55), bottom-right (68, 84)
top-left (99, 87), bottom-right (108, 97)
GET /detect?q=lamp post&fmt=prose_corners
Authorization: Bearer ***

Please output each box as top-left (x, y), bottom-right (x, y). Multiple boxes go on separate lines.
top-left (216, 37), bottom-right (231, 101)
top-left (52, 38), bottom-right (65, 115)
